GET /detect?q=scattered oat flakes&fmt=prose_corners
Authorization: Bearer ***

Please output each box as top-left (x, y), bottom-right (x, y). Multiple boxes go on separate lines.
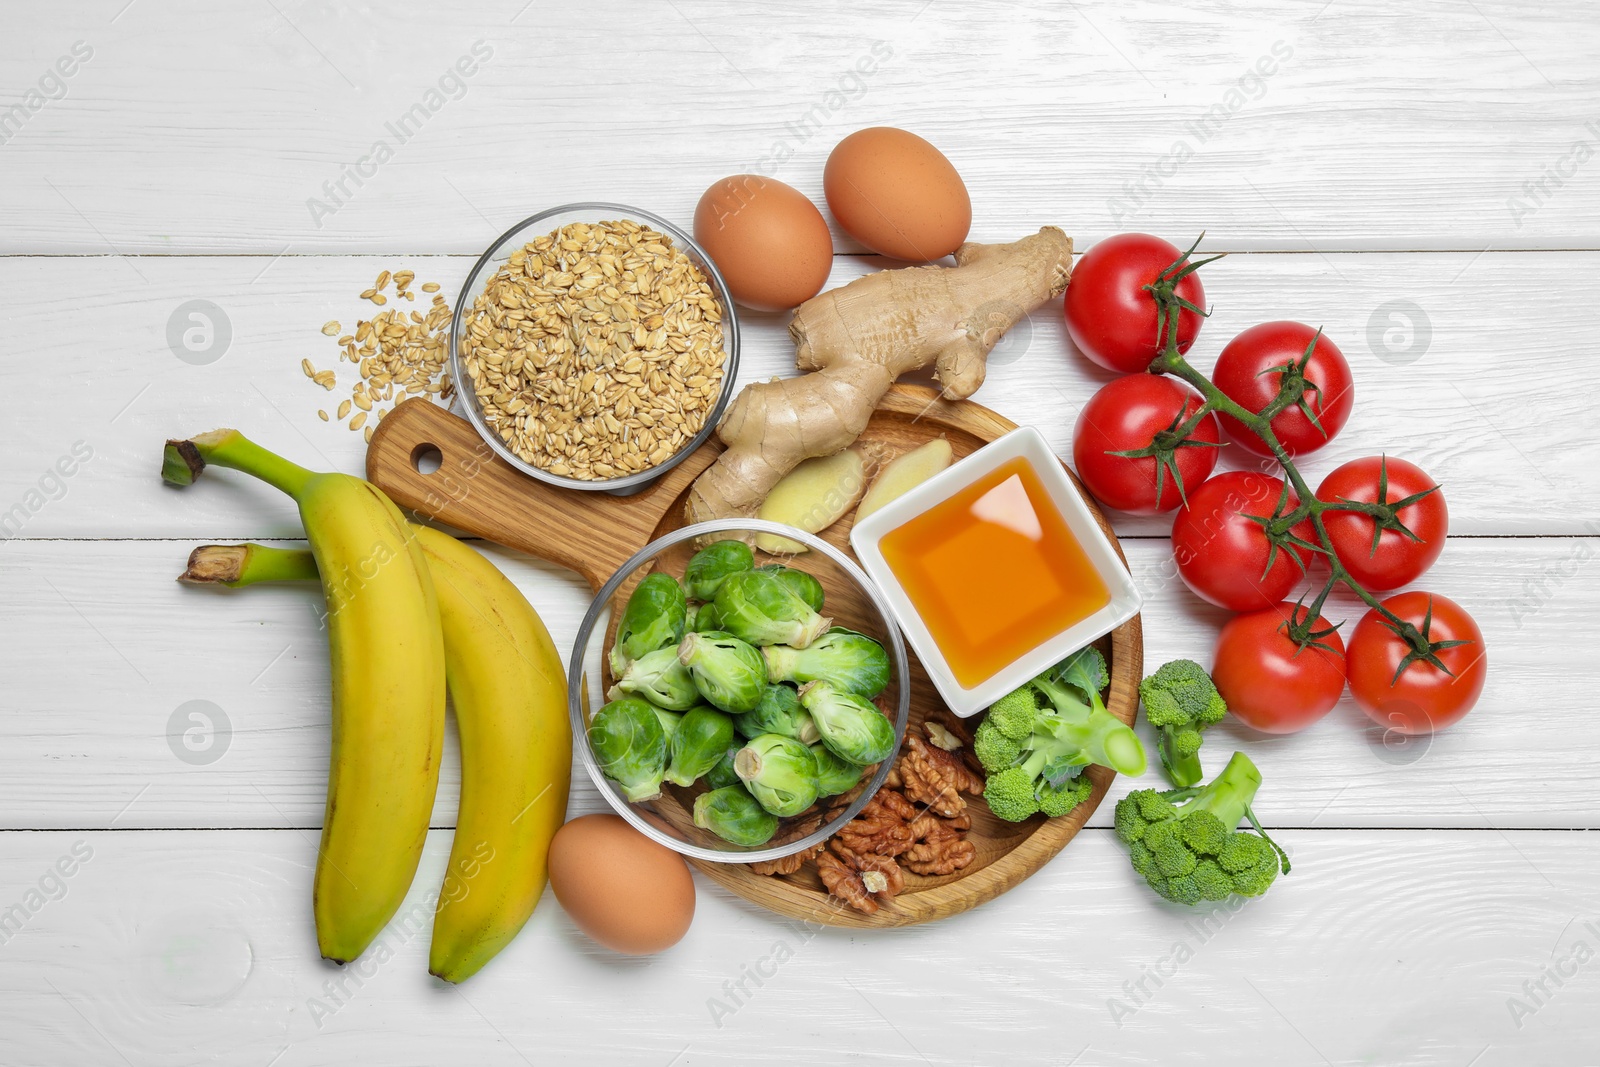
top-left (317, 409), bottom-right (329, 421)
top-left (321, 321), bottom-right (341, 336)
top-left (308, 267), bottom-right (456, 434)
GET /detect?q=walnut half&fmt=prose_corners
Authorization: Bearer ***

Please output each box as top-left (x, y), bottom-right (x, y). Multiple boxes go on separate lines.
top-left (834, 791), bottom-right (918, 857)
top-left (895, 735), bottom-right (986, 818)
top-left (817, 850), bottom-right (880, 915)
top-left (831, 840), bottom-right (906, 898)
top-left (902, 833), bottom-right (976, 876)
top-left (902, 806), bottom-right (978, 877)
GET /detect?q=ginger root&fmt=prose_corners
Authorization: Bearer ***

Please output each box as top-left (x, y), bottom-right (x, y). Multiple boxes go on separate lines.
top-left (755, 441), bottom-right (885, 554)
top-left (854, 438), bottom-right (953, 523)
top-left (686, 227), bottom-right (1073, 526)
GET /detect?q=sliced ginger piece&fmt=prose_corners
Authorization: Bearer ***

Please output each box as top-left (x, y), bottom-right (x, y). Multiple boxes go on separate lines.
top-left (855, 438), bottom-right (953, 523)
top-left (755, 443), bottom-right (882, 554)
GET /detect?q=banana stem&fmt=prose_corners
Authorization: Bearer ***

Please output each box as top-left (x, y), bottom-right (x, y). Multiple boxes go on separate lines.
top-left (163, 428), bottom-right (316, 499)
top-left (180, 543), bottom-right (319, 587)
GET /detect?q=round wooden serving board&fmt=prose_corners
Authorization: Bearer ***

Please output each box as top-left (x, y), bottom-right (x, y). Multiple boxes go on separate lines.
top-left (367, 384), bottom-right (1143, 929)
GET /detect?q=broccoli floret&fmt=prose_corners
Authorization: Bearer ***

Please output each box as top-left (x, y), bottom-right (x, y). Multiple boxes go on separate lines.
top-left (1114, 790), bottom-right (1165, 842)
top-left (1111, 751), bottom-right (1290, 906)
top-left (983, 766), bottom-right (1043, 821)
top-left (974, 651), bottom-right (1149, 822)
top-left (1127, 840), bottom-right (1159, 880)
top-left (973, 718), bottom-right (1023, 770)
top-left (1192, 859), bottom-right (1233, 901)
top-left (1145, 820), bottom-right (1197, 877)
top-left (1163, 874), bottom-right (1202, 906)
top-left (1180, 810), bottom-right (1228, 855)
top-left (1038, 774), bottom-right (1092, 817)
top-left (986, 686), bottom-right (1039, 740)
top-left (1139, 659), bottom-right (1228, 788)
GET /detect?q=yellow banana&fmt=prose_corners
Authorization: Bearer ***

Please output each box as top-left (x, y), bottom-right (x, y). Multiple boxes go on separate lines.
top-left (412, 526), bottom-right (570, 983)
top-left (180, 527), bottom-right (572, 982)
top-left (164, 430), bottom-right (446, 964)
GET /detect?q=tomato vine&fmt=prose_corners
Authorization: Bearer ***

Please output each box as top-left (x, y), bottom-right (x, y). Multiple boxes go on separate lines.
top-left (1143, 241), bottom-right (1459, 674)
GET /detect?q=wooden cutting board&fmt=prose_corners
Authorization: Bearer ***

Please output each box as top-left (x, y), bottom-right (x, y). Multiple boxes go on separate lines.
top-left (367, 384), bottom-right (1143, 928)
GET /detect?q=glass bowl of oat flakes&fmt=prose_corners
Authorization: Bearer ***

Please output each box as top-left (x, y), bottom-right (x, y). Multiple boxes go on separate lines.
top-left (450, 203), bottom-right (740, 493)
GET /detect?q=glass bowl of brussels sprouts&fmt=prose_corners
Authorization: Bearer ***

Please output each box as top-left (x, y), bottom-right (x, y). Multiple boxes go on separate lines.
top-left (567, 519), bottom-right (912, 864)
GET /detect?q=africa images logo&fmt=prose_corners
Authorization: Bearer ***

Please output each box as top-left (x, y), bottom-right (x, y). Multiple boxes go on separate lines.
top-left (0, 41), bottom-right (94, 147)
top-left (306, 40), bottom-right (494, 228)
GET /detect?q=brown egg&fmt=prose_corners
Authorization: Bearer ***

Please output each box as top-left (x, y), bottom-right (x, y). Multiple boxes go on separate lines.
top-left (693, 174), bottom-right (833, 312)
top-left (547, 814), bottom-right (694, 955)
top-left (823, 127), bottom-right (971, 262)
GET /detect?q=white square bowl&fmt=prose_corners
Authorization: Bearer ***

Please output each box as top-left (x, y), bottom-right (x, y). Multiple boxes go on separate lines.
top-left (849, 426), bottom-right (1141, 717)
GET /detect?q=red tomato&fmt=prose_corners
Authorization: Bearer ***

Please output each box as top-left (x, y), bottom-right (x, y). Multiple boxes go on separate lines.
top-left (1212, 322), bottom-right (1355, 457)
top-left (1071, 375), bottom-right (1221, 514)
top-left (1212, 603), bottom-right (1346, 734)
top-left (1347, 591), bottom-right (1486, 734)
top-left (1317, 456), bottom-right (1448, 591)
top-left (1170, 471), bottom-right (1315, 611)
top-left (1063, 234), bottom-right (1206, 374)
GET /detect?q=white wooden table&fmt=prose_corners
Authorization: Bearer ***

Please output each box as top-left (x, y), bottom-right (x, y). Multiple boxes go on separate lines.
top-left (3, 3), bottom-right (1596, 1064)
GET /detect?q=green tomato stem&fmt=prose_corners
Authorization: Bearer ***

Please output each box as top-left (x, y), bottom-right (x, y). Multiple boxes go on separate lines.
top-left (1144, 254), bottom-right (1440, 661)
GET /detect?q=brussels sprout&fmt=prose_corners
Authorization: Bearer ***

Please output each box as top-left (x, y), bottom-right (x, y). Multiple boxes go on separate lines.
top-left (684, 540), bottom-right (754, 602)
top-left (692, 602), bottom-right (722, 633)
top-left (756, 563), bottom-right (825, 612)
top-left (693, 785), bottom-right (778, 847)
top-left (677, 631), bottom-right (767, 713)
top-left (704, 746), bottom-right (742, 790)
top-left (713, 570), bottom-right (831, 649)
top-left (609, 572), bottom-right (686, 676)
top-left (609, 646), bottom-right (700, 710)
top-left (811, 743), bottom-right (867, 797)
top-left (763, 628), bottom-right (891, 698)
top-left (734, 734), bottom-right (820, 817)
top-left (588, 697), bottom-right (668, 802)
top-left (666, 705), bottom-right (737, 787)
top-left (798, 680), bottom-right (897, 765)
top-left (652, 707), bottom-right (684, 743)
top-left (734, 684), bottom-right (819, 744)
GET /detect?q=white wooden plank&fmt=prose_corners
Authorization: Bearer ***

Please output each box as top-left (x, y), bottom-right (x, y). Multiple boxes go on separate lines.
top-left (0, 250), bottom-right (1593, 540)
top-left (0, 827), bottom-right (1593, 1065)
top-left (1, 1), bottom-right (1597, 254)
top-left (0, 535), bottom-right (1586, 830)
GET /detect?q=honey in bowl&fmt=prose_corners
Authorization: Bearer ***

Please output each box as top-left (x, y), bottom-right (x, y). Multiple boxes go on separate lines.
top-left (877, 455), bottom-right (1110, 688)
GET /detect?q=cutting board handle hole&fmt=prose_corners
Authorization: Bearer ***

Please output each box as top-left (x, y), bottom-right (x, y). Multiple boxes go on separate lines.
top-left (410, 443), bottom-right (443, 475)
